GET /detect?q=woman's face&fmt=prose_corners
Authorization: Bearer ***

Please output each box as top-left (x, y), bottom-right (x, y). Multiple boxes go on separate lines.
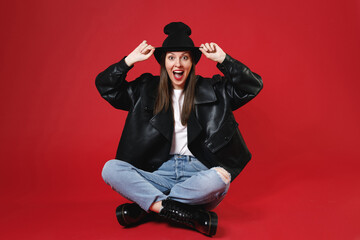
top-left (165, 51), bottom-right (192, 89)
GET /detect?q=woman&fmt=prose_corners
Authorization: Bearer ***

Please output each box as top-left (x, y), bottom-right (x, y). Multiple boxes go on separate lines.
top-left (96, 22), bottom-right (263, 236)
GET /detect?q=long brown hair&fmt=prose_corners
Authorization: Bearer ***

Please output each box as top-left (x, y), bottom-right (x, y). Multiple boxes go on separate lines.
top-left (154, 53), bottom-right (197, 125)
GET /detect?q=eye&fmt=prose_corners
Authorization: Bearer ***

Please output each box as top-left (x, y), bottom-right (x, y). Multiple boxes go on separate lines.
top-left (168, 56), bottom-right (174, 60)
top-left (182, 56), bottom-right (189, 60)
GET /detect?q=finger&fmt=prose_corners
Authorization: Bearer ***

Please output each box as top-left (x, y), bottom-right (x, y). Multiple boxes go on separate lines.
top-left (136, 40), bottom-right (147, 50)
top-left (205, 43), bottom-right (213, 52)
top-left (204, 43), bottom-right (210, 51)
top-left (199, 47), bottom-right (210, 57)
top-left (199, 44), bottom-right (206, 52)
top-left (140, 43), bottom-right (150, 54)
top-left (145, 43), bottom-right (154, 51)
top-left (147, 47), bottom-right (155, 56)
top-left (143, 45), bottom-right (155, 55)
top-left (146, 45), bottom-right (155, 55)
top-left (210, 43), bottom-right (217, 52)
top-left (210, 42), bottom-right (216, 52)
top-left (213, 43), bottom-right (224, 54)
top-left (140, 40), bottom-right (151, 51)
top-left (208, 43), bottom-right (215, 53)
top-left (201, 43), bottom-right (210, 52)
top-left (141, 46), bottom-right (151, 54)
top-left (142, 47), bottom-right (155, 60)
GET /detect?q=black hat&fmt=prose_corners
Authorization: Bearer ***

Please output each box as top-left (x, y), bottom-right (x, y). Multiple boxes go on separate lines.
top-left (154, 22), bottom-right (202, 64)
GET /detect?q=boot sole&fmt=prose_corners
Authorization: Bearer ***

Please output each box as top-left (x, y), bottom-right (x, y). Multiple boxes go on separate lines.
top-left (207, 211), bottom-right (218, 236)
top-left (115, 204), bottom-right (128, 226)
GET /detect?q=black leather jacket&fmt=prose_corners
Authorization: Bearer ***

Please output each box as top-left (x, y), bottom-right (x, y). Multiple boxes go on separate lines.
top-left (95, 54), bottom-right (263, 181)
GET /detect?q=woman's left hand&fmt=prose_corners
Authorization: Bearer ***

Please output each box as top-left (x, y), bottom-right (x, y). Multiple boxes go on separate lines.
top-left (199, 42), bottom-right (226, 63)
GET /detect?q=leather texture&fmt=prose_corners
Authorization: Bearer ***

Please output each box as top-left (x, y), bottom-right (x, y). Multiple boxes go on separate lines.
top-left (159, 199), bottom-right (218, 236)
top-left (115, 203), bottom-right (148, 227)
top-left (95, 54), bottom-right (263, 181)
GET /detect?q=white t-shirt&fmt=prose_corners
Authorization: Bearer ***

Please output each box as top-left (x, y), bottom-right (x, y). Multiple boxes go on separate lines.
top-left (169, 89), bottom-right (194, 156)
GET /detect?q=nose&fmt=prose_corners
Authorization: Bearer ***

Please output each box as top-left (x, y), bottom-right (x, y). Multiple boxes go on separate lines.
top-left (175, 57), bottom-right (181, 67)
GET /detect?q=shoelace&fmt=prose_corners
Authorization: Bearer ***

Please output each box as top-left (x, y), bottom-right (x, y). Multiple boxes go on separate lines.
top-left (161, 206), bottom-right (195, 227)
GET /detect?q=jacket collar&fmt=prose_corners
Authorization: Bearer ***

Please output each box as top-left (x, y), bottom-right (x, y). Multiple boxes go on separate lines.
top-left (150, 106), bottom-right (174, 142)
top-left (194, 76), bottom-right (217, 104)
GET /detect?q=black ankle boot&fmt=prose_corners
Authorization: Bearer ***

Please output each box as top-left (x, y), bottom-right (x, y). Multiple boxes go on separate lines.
top-left (159, 199), bottom-right (218, 236)
top-left (115, 203), bottom-right (148, 227)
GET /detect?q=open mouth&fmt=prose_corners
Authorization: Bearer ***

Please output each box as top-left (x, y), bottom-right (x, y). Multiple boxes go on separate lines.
top-left (173, 70), bottom-right (184, 80)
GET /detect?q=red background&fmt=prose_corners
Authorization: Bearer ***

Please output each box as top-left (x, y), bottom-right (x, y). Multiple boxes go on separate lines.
top-left (1, 0), bottom-right (359, 239)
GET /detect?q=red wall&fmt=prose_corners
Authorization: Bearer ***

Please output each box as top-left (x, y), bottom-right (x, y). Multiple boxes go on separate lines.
top-left (0, 0), bottom-right (359, 238)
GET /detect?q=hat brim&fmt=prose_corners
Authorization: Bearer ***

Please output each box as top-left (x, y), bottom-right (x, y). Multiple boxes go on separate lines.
top-left (154, 47), bottom-right (202, 64)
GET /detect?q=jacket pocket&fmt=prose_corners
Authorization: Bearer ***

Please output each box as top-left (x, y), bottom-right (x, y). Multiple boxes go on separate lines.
top-left (205, 116), bottom-right (239, 153)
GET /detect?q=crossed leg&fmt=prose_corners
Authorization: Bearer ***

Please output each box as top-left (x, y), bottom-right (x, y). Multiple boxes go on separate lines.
top-left (150, 167), bottom-right (231, 212)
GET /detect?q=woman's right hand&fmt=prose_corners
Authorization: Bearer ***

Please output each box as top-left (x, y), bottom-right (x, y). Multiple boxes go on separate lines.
top-left (124, 40), bottom-right (155, 67)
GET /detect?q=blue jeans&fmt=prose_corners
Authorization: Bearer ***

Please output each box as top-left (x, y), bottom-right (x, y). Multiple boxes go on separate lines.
top-left (102, 155), bottom-right (230, 211)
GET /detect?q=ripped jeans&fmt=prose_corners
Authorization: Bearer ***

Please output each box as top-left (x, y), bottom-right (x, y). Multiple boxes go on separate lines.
top-left (102, 154), bottom-right (231, 212)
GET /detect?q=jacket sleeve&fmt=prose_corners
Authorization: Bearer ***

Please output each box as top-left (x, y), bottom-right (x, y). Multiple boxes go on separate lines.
top-left (95, 57), bottom-right (140, 111)
top-left (217, 54), bottom-right (263, 110)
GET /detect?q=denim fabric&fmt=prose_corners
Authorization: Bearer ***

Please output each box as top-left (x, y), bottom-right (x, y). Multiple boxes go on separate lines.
top-left (102, 155), bottom-right (230, 211)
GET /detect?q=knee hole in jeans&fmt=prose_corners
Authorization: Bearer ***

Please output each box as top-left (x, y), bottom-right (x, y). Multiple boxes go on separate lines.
top-left (213, 167), bottom-right (231, 185)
